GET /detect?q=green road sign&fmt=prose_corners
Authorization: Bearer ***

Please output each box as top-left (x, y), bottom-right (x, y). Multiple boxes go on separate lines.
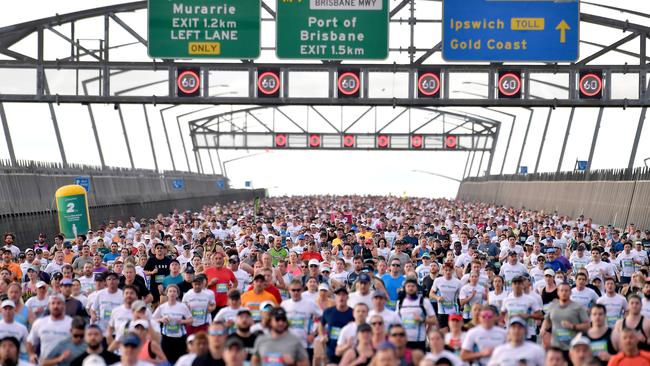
top-left (276, 0), bottom-right (389, 60)
top-left (148, 0), bottom-right (261, 59)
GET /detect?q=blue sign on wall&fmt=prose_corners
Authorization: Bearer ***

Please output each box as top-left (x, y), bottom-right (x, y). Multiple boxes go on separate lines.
top-left (216, 179), bottom-right (226, 189)
top-left (576, 160), bottom-right (588, 171)
top-left (245, 181), bottom-right (252, 188)
top-left (442, 0), bottom-right (579, 61)
top-left (74, 177), bottom-right (90, 192)
top-left (171, 179), bottom-right (185, 190)
top-left (519, 166), bottom-right (528, 174)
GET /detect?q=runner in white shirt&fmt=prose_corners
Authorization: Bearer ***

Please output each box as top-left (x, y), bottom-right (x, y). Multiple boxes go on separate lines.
top-left (151, 285), bottom-right (192, 363)
top-left (281, 279), bottom-right (322, 349)
top-left (500, 276), bottom-right (543, 340)
top-left (596, 277), bottom-right (628, 328)
top-left (487, 317), bottom-right (545, 366)
top-left (488, 275), bottom-right (507, 310)
top-left (107, 285), bottom-right (140, 345)
top-left (430, 264), bottom-right (461, 330)
top-left (90, 272), bottom-right (123, 333)
top-left (367, 291), bottom-right (402, 330)
top-left (228, 255), bottom-right (251, 292)
top-left (182, 276), bottom-right (216, 333)
top-left (458, 272), bottom-right (486, 320)
top-left (570, 245), bottom-right (591, 272)
top-left (24, 281), bottom-right (49, 318)
top-left (0, 300), bottom-right (28, 360)
top-left (570, 272), bottom-right (599, 309)
top-left (499, 252), bottom-right (528, 290)
top-left (26, 295), bottom-right (73, 364)
top-left (77, 263), bottom-right (96, 295)
top-left (336, 303), bottom-right (369, 357)
top-left (460, 305), bottom-right (507, 366)
top-left (615, 242), bottom-right (638, 283)
top-left (215, 290), bottom-right (246, 334)
top-left (396, 279), bottom-right (436, 350)
top-left (585, 248), bottom-right (616, 283)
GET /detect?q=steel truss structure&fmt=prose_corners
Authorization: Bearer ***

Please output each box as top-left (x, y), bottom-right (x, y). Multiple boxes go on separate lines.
top-left (0, 1), bottom-right (648, 179)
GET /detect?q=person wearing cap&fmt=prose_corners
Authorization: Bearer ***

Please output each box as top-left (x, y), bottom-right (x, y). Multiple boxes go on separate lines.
top-left (367, 290), bottom-right (402, 330)
top-left (500, 275), bottom-right (543, 341)
top-left (320, 286), bottom-right (353, 364)
top-left (348, 272), bottom-right (376, 311)
top-left (486, 317), bottom-right (545, 366)
top-left (89, 271), bottom-right (123, 333)
top-left (182, 271), bottom-right (217, 335)
top-left (110, 332), bottom-right (152, 366)
top-left (395, 278), bottom-right (436, 352)
top-left (143, 242), bottom-right (172, 305)
top-left (57, 278), bottom-right (88, 318)
top-left (227, 255), bottom-right (251, 293)
top-left (414, 253), bottom-right (433, 284)
top-left (25, 281), bottom-right (49, 318)
top-left (300, 241), bottom-right (323, 262)
top-left (251, 307), bottom-right (309, 366)
top-left (541, 282), bottom-right (590, 351)
top-left (175, 331), bottom-right (209, 366)
top-left (241, 273), bottom-right (278, 323)
top-left (569, 243), bottom-right (591, 271)
top-left (568, 333), bottom-right (595, 366)
top-left (26, 295), bottom-right (73, 364)
top-left (0, 299), bottom-right (28, 358)
top-left (225, 308), bottom-right (257, 361)
top-left (498, 250), bottom-right (527, 291)
top-left (222, 336), bottom-right (247, 366)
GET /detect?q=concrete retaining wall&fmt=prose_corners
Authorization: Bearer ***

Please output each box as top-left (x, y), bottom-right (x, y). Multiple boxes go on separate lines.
top-left (457, 180), bottom-right (650, 229)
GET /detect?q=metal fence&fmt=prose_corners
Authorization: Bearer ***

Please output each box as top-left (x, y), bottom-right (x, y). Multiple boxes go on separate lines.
top-left (458, 167), bottom-right (650, 229)
top-left (0, 159), bottom-right (235, 216)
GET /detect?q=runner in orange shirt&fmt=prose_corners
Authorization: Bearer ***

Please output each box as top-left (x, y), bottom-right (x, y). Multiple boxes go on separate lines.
top-left (608, 328), bottom-right (650, 366)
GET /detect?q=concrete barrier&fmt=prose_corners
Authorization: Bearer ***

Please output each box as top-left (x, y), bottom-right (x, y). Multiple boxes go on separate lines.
top-left (457, 179), bottom-right (650, 229)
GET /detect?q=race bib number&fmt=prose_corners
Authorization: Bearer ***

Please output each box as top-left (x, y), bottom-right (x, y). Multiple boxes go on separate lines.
top-left (166, 322), bottom-right (181, 336)
top-left (402, 315), bottom-right (417, 330)
top-left (553, 327), bottom-right (575, 344)
top-left (591, 339), bottom-right (608, 356)
top-left (262, 352), bottom-right (285, 366)
top-left (191, 309), bottom-right (206, 322)
top-left (329, 326), bottom-right (341, 340)
top-left (216, 283), bottom-right (228, 293)
top-left (102, 308), bottom-right (112, 320)
top-left (155, 275), bottom-right (164, 284)
top-left (440, 300), bottom-right (456, 314)
top-left (289, 316), bottom-right (305, 329)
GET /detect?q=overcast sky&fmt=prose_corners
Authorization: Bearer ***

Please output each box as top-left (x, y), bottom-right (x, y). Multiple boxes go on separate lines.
top-left (0, 0), bottom-right (649, 198)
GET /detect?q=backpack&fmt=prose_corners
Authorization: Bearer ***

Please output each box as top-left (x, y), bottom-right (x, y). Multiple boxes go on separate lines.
top-left (396, 294), bottom-right (427, 319)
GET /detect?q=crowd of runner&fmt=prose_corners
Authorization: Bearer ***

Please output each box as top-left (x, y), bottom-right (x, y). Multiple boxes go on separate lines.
top-left (1, 196), bottom-right (650, 366)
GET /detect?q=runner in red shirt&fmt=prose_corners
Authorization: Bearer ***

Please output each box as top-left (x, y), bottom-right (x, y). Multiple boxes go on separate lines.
top-left (301, 241), bottom-right (323, 262)
top-left (204, 251), bottom-right (237, 311)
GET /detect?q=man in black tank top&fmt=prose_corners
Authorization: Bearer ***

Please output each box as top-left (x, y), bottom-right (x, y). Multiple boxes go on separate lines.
top-left (612, 294), bottom-right (650, 352)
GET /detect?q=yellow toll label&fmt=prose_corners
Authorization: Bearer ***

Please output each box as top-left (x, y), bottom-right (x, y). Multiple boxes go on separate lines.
top-left (511, 18), bottom-right (545, 31)
top-left (188, 42), bottom-right (221, 55)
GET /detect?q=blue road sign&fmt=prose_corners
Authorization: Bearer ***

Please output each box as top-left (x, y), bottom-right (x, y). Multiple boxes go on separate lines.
top-left (520, 166), bottom-right (528, 174)
top-left (216, 179), bottom-right (226, 189)
top-left (74, 177), bottom-right (90, 192)
top-left (576, 160), bottom-right (588, 171)
top-left (442, 0), bottom-right (579, 61)
top-left (245, 181), bottom-right (252, 188)
top-left (171, 179), bottom-right (185, 190)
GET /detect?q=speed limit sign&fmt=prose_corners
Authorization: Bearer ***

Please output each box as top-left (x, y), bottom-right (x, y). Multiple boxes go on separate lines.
top-left (498, 71), bottom-right (522, 99)
top-left (177, 68), bottom-right (201, 97)
top-left (579, 71), bottom-right (603, 99)
top-left (337, 70), bottom-right (361, 98)
top-left (417, 71), bottom-right (441, 98)
top-left (257, 70), bottom-right (281, 98)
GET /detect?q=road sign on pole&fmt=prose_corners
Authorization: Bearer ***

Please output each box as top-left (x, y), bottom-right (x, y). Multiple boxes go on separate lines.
top-left (74, 176), bottom-right (90, 193)
top-left (442, 0), bottom-right (579, 61)
top-left (276, 0), bottom-right (389, 60)
top-left (148, 0), bottom-right (261, 58)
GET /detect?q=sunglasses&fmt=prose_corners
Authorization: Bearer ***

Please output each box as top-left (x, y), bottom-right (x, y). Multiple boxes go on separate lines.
top-left (371, 321), bottom-right (384, 326)
top-left (72, 333), bottom-right (85, 339)
top-left (273, 316), bottom-right (288, 322)
top-left (208, 329), bottom-right (226, 336)
top-left (290, 289), bottom-right (302, 292)
top-left (300, 265), bottom-right (307, 268)
top-left (309, 265), bottom-right (319, 268)
top-left (390, 332), bottom-right (406, 337)
top-left (391, 264), bottom-right (401, 267)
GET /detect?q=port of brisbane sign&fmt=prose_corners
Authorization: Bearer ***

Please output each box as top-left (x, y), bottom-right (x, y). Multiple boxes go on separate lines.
top-left (276, 0), bottom-right (389, 59)
top-left (148, 0), bottom-right (261, 58)
top-left (442, 0), bottom-right (579, 61)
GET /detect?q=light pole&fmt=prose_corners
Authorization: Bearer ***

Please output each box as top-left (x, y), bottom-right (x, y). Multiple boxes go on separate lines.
top-left (411, 169), bottom-right (462, 183)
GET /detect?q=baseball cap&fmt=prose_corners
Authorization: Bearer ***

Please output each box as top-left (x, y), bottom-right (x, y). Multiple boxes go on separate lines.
top-left (185, 267), bottom-right (195, 274)
top-left (570, 333), bottom-right (591, 348)
top-left (121, 333), bottom-right (141, 347)
top-left (449, 314), bottom-right (463, 321)
top-left (259, 301), bottom-right (275, 312)
top-left (544, 269), bottom-right (556, 276)
top-left (35, 281), bottom-right (47, 289)
top-left (81, 354), bottom-right (106, 366)
top-left (129, 319), bottom-right (149, 330)
top-left (320, 265), bottom-right (331, 273)
top-left (228, 255), bottom-right (239, 263)
top-left (318, 283), bottom-right (330, 292)
top-left (421, 252), bottom-right (431, 259)
top-left (269, 307), bottom-right (288, 321)
top-left (372, 290), bottom-right (387, 299)
top-left (61, 278), bottom-right (73, 286)
top-left (131, 300), bottom-right (147, 312)
top-left (511, 275), bottom-right (525, 283)
top-left (186, 334), bottom-right (196, 344)
top-left (224, 337), bottom-right (244, 350)
top-left (333, 286), bottom-right (348, 295)
top-left (358, 273), bottom-right (371, 283)
top-left (308, 259), bottom-right (320, 267)
top-left (1, 300), bottom-right (15, 309)
top-left (253, 273), bottom-right (265, 281)
top-left (508, 251), bottom-right (517, 256)
top-left (237, 308), bottom-right (252, 316)
top-left (508, 317), bottom-right (527, 328)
